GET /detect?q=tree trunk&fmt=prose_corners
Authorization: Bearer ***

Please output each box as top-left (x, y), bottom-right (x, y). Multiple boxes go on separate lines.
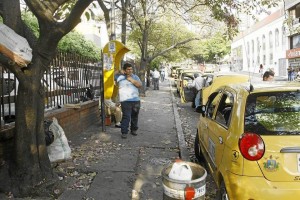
top-left (9, 66), bottom-right (55, 196)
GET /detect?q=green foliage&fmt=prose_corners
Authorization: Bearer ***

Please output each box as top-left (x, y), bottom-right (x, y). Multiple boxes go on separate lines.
top-left (127, 18), bottom-right (198, 63)
top-left (58, 31), bottom-right (101, 60)
top-left (21, 11), bottom-right (100, 60)
top-left (149, 59), bottom-right (161, 70)
top-left (22, 12), bottom-right (39, 37)
top-left (191, 32), bottom-right (231, 63)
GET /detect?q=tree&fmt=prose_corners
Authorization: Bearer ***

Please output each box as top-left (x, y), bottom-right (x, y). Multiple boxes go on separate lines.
top-left (22, 11), bottom-right (101, 60)
top-left (0, 0), bottom-right (94, 196)
top-left (190, 32), bottom-right (231, 63)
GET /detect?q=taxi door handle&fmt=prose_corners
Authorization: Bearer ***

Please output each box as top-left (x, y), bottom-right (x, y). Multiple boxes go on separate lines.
top-left (218, 136), bottom-right (223, 144)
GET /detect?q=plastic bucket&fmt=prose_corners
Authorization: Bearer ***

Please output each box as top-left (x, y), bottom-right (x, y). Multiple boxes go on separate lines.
top-left (162, 161), bottom-right (207, 200)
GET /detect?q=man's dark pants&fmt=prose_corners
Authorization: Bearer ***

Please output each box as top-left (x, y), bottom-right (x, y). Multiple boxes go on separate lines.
top-left (120, 101), bottom-right (141, 134)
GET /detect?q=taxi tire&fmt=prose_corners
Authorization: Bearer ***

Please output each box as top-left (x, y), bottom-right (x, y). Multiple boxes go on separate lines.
top-left (216, 181), bottom-right (229, 200)
top-left (194, 132), bottom-right (203, 162)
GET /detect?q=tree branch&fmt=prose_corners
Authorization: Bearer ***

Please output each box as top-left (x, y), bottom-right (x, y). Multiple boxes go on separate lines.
top-left (59, 0), bottom-right (94, 35)
top-left (149, 37), bottom-right (200, 62)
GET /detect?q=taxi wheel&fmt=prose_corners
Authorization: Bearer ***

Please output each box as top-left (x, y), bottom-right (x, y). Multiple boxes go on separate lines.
top-left (216, 181), bottom-right (229, 200)
top-left (194, 132), bottom-right (203, 162)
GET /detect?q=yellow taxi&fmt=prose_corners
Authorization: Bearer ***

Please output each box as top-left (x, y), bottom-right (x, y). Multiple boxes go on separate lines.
top-left (194, 81), bottom-right (300, 200)
top-left (180, 73), bottom-right (249, 106)
top-left (171, 65), bottom-right (180, 77)
top-left (176, 69), bottom-right (202, 94)
top-left (201, 74), bottom-right (249, 105)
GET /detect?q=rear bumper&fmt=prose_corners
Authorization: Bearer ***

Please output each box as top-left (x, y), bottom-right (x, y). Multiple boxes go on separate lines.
top-left (225, 172), bottom-right (300, 200)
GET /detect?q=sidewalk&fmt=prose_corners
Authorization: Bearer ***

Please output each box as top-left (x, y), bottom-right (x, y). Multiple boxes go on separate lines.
top-left (58, 78), bottom-right (188, 200)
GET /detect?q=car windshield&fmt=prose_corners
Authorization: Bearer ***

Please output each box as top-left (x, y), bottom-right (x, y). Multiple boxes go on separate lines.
top-left (244, 91), bottom-right (300, 135)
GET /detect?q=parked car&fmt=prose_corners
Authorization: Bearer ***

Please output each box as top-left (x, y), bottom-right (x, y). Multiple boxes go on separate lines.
top-left (173, 67), bottom-right (185, 86)
top-left (194, 81), bottom-right (300, 199)
top-left (180, 73), bottom-right (249, 106)
top-left (176, 69), bottom-right (202, 94)
top-left (171, 65), bottom-right (180, 77)
top-left (1, 67), bottom-right (95, 123)
top-left (201, 74), bottom-right (249, 105)
top-left (1, 72), bottom-right (18, 122)
top-left (179, 72), bottom-right (211, 105)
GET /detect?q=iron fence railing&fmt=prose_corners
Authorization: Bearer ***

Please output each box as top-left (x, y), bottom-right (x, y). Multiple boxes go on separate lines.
top-left (0, 52), bottom-right (102, 126)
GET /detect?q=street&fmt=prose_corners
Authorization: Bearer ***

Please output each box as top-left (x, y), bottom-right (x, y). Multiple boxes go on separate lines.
top-left (170, 79), bottom-right (218, 200)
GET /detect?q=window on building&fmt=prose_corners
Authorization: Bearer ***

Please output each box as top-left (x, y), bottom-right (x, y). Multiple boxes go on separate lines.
top-left (257, 37), bottom-right (260, 66)
top-left (275, 28), bottom-right (279, 47)
top-left (263, 55), bottom-right (266, 65)
top-left (252, 40), bottom-right (254, 54)
top-left (292, 34), bottom-right (300, 49)
top-left (282, 26), bottom-right (286, 46)
top-left (297, 4), bottom-right (300, 18)
top-left (262, 35), bottom-right (266, 51)
top-left (257, 37), bottom-right (260, 53)
top-left (269, 52), bottom-right (273, 64)
top-left (269, 31), bottom-right (273, 49)
top-left (247, 41), bottom-right (250, 54)
top-left (269, 31), bottom-right (273, 64)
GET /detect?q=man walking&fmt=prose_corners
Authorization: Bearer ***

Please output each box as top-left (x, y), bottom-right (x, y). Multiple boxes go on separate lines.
top-left (152, 68), bottom-right (160, 90)
top-left (116, 63), bottom-right (142, 139)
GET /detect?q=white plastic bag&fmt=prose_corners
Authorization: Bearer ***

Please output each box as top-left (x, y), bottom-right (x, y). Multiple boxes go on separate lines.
top-left (168, 161), bottom-right (193, 181)
top-left (47, 117), bottom-right (71, 162)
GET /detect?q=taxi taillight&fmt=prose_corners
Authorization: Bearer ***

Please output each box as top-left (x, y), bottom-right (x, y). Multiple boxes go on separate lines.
top-left (239, 132), bottom-right (265, 161)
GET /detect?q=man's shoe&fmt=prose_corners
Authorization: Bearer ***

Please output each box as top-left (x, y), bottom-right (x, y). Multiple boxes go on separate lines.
top-left (131, 130), bottom-right (137, 136)
top-left (121, 134), bottom-right (127, 139)
top-left (115, 124), bottom-right (121, 128)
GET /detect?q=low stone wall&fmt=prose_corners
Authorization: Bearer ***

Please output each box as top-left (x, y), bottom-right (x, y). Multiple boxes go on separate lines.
top-left (0, 100), bottom-right (101, 161)
top-left (44, 100), bottom-right (101, 138)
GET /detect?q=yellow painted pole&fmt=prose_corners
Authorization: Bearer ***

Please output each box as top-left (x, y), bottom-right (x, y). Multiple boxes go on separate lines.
top-left (102, 40), bottom-right (130, 99)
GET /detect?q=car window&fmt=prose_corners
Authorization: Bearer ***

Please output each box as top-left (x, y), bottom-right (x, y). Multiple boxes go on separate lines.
top-left (215, 92), bottom-right (234, 127)
top-left (206, 92), bottom-right (222, 119)
top-left (245, 91), bottom-right (300, 135)
top-left (1, 78), bottom-right (16, 95)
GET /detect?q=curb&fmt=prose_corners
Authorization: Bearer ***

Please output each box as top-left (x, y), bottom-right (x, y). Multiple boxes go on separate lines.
top-left (168, 79), bottom-right (190, 161)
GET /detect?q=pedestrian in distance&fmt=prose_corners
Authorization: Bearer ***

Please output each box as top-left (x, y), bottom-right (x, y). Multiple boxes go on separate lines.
top-left (259, 64), bottom-right (264, 77)
top-left (287, 66), bottom-right (293, 81)
top-left (263, 71), bottom-right (275, 81)
top-left (160, 69), bottom-right (165, 82)
top-left (188, 67), bottom-right (205, 111)
top-left (152, 68), bottom-right (160, 90)
top-left (115, 63), bottom-right (142, 139)
top-left (104, 98), bottom-right (122, 128)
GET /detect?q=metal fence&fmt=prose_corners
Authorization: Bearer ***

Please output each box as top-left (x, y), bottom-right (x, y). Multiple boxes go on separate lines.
top-left (0, 52), bottom-right (102, 126)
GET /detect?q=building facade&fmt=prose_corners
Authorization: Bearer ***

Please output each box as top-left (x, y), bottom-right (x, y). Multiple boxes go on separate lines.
top-left (285, 0), bottom-right (300, 70)
top-left (231, 8), bottom-right (287, 76)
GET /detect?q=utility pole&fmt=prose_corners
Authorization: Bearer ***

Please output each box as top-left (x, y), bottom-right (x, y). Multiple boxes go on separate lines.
top-left (110, 0), bottom-right (116, 40)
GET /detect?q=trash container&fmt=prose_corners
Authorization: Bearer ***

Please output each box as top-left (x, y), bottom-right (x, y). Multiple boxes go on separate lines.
top-left (162, 160), bottom-right (207, 200)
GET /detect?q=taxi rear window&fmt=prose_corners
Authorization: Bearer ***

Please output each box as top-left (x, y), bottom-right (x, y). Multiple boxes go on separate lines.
top-left (244, 91), bottom-right (300, 135)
